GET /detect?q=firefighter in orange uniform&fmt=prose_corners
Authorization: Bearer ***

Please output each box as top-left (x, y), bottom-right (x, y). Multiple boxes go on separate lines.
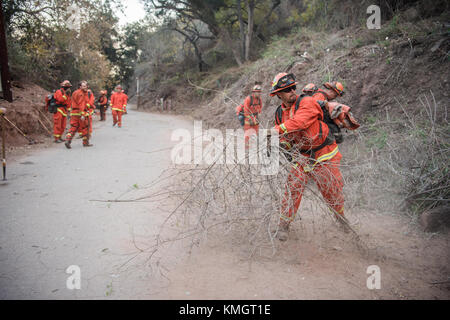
top-left (65, 81), bottom-right (92, 148)
top-left (53, 80), bottom-right (72, 143)
top-left (236, 84), bottom-right (263, 147)
top-left (270, 73), bottom-right (348, 241)
top-left (110, 85), bottom-right (126, 128)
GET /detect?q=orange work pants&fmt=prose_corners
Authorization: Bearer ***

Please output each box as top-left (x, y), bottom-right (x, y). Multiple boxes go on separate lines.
top-left (280, 153), bottom-right (344, 222)
top-left (243, 124), bottom-right (259, 149)
top-left (53, 112), bottom-right (67, 140)
top-left (66, 116), bottom-right (89, 144)
top-left (112, 110), bottom-right (123, 127)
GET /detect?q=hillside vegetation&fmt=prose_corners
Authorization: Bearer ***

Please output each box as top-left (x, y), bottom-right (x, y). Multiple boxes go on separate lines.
top-left (132, 2), bottom-right (449, 224)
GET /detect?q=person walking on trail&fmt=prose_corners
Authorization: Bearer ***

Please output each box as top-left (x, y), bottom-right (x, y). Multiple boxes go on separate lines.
top-left (235, 84), bottom-right (263, 147)
top-left (269, 72), bottom-right (349, 241)
top-left (52, 80), bottom-right (72, 143)
top-left (110, 85), bottom-right (127, 128)
top-left (97, 90), bottom-right (108, 121)
top-left (65, 81), bottom-right (93, 148)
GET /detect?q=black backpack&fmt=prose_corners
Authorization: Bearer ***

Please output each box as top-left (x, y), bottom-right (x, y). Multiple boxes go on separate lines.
top-left (45, 91), bottom-right (58, 114)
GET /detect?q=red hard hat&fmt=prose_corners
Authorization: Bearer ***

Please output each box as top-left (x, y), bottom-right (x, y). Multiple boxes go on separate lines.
top-left (270, 73), bottom-right (298, 96)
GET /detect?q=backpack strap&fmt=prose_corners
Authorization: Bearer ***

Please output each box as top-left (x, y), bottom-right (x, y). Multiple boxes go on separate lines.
top-left (300, 121), bottom-right (336, 159)
top-left (294, 94), bottom-right (306, 112)
top-left (274, 105), bottom-right (283, 125)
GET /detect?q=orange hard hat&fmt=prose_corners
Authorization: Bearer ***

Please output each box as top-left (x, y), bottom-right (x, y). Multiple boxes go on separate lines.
top-left (270, 73), bottom-right (298, 96)
top-left (61, 80), bottom-right (72, 87)
top-left (324, 81), bottom-right (344, 96)
top-left (302, 83), bottom-right (318, 94)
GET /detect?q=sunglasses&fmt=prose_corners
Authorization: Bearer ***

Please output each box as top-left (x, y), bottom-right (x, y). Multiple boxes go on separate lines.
top-left (279, 85), bottom-right (297, 93)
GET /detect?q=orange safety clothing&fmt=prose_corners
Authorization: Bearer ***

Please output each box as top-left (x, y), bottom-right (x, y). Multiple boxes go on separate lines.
top-left (242, 94), bottom-right (262, 147)
top-left (243, 94), bottom-right (262, 126)
top-left (53, 87), bottom-right (71, 140)
top-left (274, 94), bottom-right (344, 221)
top-left (53, 112), bottom-right (67, 140)
top-left (112, 110), bottom-right (123, 128)
top-left (122, 92), bottom-right (128, 113)
top-left (281, 153), bottom-right (344, 222)
top-left (87, 90), bottom-right (95, 134)
top-left (110, 91), bottom-right (127, 127)
top-left (66, 89), bottom-right (89, 144)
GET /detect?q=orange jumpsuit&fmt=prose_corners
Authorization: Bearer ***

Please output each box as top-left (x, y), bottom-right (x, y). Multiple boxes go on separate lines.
top-left (53, 88), bottom-right (71, 141)
top-left (274, 94), bottom-right (344, 222)
top-left (66, 89), bottom-right (89, 145)
top-left (110, 92), bottom-right (126, 127)
top-left (241, 94), bottom-right (262, 146)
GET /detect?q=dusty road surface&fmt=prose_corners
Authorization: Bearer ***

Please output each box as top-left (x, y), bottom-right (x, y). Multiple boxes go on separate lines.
top-left (0, 107), bottom-right (194, 299)
top-left (1, 106), bottom-right (449, 300)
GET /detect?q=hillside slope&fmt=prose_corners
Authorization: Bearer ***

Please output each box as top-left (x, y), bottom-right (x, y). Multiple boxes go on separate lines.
top-left (137, 12), bottom-right (449, 222)
top-left (0, 82), bottom-right (52, 158)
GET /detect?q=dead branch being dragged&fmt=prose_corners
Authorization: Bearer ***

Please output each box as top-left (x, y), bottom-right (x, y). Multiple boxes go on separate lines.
top-left (149, 133), bottom-right (368, 260)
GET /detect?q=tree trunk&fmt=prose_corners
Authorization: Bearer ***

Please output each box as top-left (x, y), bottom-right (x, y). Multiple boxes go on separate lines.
top-left (236, 0), bottom-right (245, 61)
top-left (192, 40), bottom-right (208, 72)
top-left (245, 0), bottom-right (255, 62)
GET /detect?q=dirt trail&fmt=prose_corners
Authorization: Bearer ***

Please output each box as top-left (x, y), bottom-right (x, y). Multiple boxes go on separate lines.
top-left (0, 107), bottom-right (448, 299)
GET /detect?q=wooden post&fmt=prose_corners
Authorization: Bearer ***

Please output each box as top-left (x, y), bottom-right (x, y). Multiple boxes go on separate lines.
top-left (0, 108), bottom-right (6, 180)
top-left (0, 2), bottom-right (12, 103)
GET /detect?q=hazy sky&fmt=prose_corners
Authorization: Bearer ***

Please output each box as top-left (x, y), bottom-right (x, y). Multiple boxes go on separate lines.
top-left (120, 0), bottom-right (147, 26)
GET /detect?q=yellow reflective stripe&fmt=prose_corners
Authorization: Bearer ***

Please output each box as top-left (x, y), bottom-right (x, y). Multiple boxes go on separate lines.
top-left (316, 146), bottom-right (339, 163)
top-left (280, 141), bottom-right (292, 149)
top-left (57, 109), bottom-right (67, 117)
top-left (280, 123), bottom-right (288, 134)
top-left (63, 95), bottom-right (67, 100)
top-left (303, 146), bottom-right (339, 173)
top-left (70, 112), bottom-right (81, 116)
top-left (86, 104), bottom-right (91, 108)
top-left (280, 214), bottom-right (295, 222)
top-left (112, 108), bottom-right (123, 112)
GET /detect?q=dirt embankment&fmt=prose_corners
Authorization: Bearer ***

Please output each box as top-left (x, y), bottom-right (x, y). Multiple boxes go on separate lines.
top-left (0, 82), bottom-right (53, 159)
top-left (136, 13), bottom-right (449, 132)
